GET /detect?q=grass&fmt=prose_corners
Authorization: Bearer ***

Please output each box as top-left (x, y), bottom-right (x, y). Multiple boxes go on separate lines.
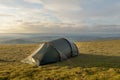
top-left (0, 40), bottom-right (120, 80)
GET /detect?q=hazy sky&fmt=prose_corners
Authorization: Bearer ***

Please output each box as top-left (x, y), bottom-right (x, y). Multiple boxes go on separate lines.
top-left (0, 0), bottom-right (120, 33)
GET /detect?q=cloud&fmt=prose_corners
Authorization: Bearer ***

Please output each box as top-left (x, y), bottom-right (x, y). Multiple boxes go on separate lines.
top-left (24, 0), bottom-right (82, 11)
top-left (42, 0), bottom-right (82, 12)
top-left (1, 0), bottom-right (120, 23)
top-left (1, 21), bottom-right (119, 33)
top-left (0, 14), bottom-right (13, 16)
top-left (0, 0), bottom-right (120, 33)
top-left (24, 0), bottom-right (42, 4)
top-left (23, 0), bottom-right (120, 23)
top-left (23, 0), bottom-right (83, 23)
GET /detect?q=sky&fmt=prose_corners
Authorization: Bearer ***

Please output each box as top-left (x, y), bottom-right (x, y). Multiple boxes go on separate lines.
top-left (0, 0), bottom-right (120, 33)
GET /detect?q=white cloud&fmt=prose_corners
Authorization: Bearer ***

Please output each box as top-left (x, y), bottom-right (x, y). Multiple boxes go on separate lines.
top-left (24, 0), bottom-right (42, 4)
top-left (0, 14), bottom-right (13, 16)
top-left (1, 0), bottom-right (120, 24)
top-left (24, 0), bottom-right (82, 11)
top-left (23, 0), bottom-right (120, 24)
top-left (42, 0), bottom-right (82, 12)
top-left (0, 0), bottom-right (120, 33)
top-left (1, 21), bottom-right (119, 33)
top-left (24, 0), bottom-right (83, 23)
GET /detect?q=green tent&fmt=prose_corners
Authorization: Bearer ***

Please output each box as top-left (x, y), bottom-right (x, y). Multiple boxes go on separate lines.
top-left (22, 38), bottom-right (79, 65)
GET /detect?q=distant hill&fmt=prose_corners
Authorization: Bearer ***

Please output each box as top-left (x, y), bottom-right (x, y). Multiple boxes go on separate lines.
top-left (0, 33), bottom-right (120, 44)
top-left (0, 38), bottom-right (35, 44)
top-left (1, 36), bottom-right (120, 44)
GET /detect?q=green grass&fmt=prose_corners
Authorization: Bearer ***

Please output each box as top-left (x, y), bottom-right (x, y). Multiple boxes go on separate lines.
top-left (0, 40), bottom-right (120, 80)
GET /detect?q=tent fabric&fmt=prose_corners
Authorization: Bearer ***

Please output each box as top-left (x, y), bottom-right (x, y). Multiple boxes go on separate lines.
top-left (21, 38), bottom-right (79, 65)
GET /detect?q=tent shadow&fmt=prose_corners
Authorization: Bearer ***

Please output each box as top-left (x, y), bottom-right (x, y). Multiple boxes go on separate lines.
top-left (54, 53), bottom-right (120, 68)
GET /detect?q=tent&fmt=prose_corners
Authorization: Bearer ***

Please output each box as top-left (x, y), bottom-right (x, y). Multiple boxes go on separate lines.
top-left (22, 38), bottom-right (79, 65)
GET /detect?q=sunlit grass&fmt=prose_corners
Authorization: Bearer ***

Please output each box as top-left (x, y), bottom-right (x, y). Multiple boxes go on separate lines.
top-left (0, 40), bottom-right (120, 80)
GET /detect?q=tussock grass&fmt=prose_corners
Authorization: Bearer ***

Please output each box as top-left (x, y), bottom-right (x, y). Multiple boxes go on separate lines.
top-left (0, 40), bottom-right (120, 80)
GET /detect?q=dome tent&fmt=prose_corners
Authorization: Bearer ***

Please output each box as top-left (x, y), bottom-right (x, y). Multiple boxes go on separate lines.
top-left (21, 38), bottom-right (79, 65)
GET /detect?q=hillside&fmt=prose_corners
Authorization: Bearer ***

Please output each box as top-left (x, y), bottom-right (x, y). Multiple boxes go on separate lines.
top-left (0, 33), bottom-right (120, 44)
top-left (0, 39), bottom-right (35, 44)
top-left (0, 40), bottom-right (120, 80)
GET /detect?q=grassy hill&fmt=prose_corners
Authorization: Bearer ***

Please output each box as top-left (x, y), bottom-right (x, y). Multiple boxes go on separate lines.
top-left (0, 40), bottom-right (120, 80)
